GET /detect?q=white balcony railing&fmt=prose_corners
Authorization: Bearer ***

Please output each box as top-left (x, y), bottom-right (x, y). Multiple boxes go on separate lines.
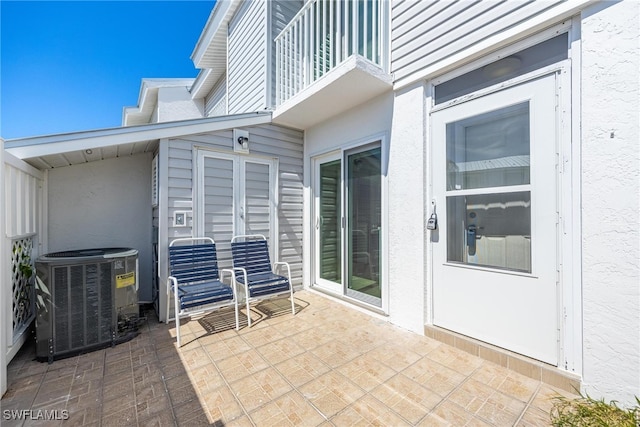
top-left (275, 0), bottom-right (389, 106)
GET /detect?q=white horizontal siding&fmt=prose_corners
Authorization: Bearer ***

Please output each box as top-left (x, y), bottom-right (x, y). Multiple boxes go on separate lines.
top-left (228, 0), bottom-right (268, 114)
top-left (205, 74), bottom-right (227, 117)
top-left (166, 123), bottom-right (304, 286)
top-left (391, 0), bottom-right (564, 82)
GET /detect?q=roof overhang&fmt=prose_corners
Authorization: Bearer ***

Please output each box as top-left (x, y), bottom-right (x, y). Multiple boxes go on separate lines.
top-left (5, 112), bottom-right (272, 170)
top-left (272, 56), bottom-right (393, 130)
top-left (123, 78), bottom-right (195, 126)
top-left (190, 0), bottom-right (242, 97)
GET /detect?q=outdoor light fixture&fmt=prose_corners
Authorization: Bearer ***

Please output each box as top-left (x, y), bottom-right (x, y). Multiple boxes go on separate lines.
top-left (233, 129), bottom-right (250, 154)
top-left (85, 149), bottom-right (93, 155)
top-left (237, 136), bottom-right (249, 150)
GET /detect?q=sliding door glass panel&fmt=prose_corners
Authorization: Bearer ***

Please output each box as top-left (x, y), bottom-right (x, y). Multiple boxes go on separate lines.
top-left (319, 160), bottom-right (342, 283)
top-left (347, 147), bottom-right (381, 303)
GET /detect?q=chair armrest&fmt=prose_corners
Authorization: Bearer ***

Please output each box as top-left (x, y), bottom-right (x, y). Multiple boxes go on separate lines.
top-left (219, 269), bottom-right (237, 296)
top-left (167, 276), bottom-right (178, 294)
top-left (219, 268), bottom-right (236, 283)
top-left (273, 262), bottom-right (291, 281)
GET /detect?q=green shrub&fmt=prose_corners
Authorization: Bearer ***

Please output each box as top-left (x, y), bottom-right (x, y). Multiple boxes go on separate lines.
top-left (551, 393), bottom-right (640, 426)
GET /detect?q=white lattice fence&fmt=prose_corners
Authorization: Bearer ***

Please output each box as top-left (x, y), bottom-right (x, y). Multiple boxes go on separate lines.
top-left (11, 236), bottom-right (35, 341)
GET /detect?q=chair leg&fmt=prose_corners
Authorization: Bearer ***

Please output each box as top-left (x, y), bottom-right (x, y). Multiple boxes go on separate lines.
top-left (174, 290), bottom-right (181, 347)
top-left (234, 300), bottom-right (239, 331)
top-left (290, 287), bottom-right (295, 316)
top-left (246, 297), bottom-right (252, 328)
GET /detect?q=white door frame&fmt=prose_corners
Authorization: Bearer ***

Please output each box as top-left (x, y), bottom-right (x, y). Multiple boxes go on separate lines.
top-left (427, 59), bottom-right (578, 371)
top-left (310, 134), bottom-right (389, 313)
top-left (194, 148), bottom-right (278, 258)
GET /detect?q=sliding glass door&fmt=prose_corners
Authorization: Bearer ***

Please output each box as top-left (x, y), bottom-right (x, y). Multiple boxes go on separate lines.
top-left (345, 146), bottom-right (381, 305)
top-left (313, 143), bottom-right (382, 307)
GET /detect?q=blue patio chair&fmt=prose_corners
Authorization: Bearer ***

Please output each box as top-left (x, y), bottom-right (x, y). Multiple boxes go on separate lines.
top-left (168, 237), bottom-right (238, 346)
top-left (230, 234), bottom-right (295, 327)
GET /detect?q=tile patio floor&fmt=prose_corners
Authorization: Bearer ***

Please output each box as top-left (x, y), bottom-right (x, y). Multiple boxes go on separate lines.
top-left (2, 290), bottom-right (574, 426)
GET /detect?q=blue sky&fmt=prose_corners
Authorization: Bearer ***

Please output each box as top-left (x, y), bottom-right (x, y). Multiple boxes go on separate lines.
top-left (1, 1), bottom-right (215, 139)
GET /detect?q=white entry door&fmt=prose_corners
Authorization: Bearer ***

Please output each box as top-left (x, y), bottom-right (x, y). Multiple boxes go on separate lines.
top-left (197, 150), bottom-right (277, 268)
top-left (431, 75), bottom-right (559, 365)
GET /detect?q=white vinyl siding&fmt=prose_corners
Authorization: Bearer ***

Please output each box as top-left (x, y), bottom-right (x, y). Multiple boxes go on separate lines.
top-left (166, 124), bottom-right (304, 285)
top-left (228, 0), bottom-right (268, 114)
top-left (205, 74), bottom-right (227, 117)
top-left (391, 0), bottom-right (564, 82)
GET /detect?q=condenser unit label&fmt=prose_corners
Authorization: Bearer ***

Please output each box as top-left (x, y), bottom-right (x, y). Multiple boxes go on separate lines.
top-left (116, 272), bottom-right (135, 288)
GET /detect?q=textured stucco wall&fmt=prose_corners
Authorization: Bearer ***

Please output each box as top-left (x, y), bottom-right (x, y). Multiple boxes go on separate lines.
top-left (157, 86), bottom-right (203, 122)
top-left (580, 0), bottom-right (640, 406)
top-left (386, 83), bottom-right (426, 333)
top-left (47, 154), bottom-right (154, 302)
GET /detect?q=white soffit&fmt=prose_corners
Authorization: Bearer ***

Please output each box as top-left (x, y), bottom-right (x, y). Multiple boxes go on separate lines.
top-left (272, 56), bottom-right (393, 130)
top-left (190, 1), bottom-right (241, 81)
top-left (5, 113), bottom-right (272, 169)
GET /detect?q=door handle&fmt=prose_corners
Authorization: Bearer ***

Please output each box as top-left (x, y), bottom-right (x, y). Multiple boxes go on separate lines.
top-left (467, 224), bottom-right (477, 256)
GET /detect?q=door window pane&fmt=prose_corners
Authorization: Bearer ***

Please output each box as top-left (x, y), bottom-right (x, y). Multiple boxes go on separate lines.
top-left (447, 102), bottom-right (530, 190)
top-left (319, 160), bottom-right (341, 282)
top-left (447, 192), bottom-right (531, 273)
top-left (347, 147), bottom-right (381, 301)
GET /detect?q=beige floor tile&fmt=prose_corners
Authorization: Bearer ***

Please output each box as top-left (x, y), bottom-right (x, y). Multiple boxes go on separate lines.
top-left (370, 374), bottom-right (442, 424)
top-left (256, 336), bottom-right (306, 365)
top-left (290, 327), bottom-right (335, 351)
top-left (529, 383), bottom-right (573, 414)
top-left (203, 335), bottom-right (252, 362)
top-left (367, 342), bottom-right (423, 372)
top-left (229, 367), bottom-right (293, 412)
top-left (2, 290), bottom-right (569, 427)
top-left (336, 354), bottom-right (396, 392)
top-left (241, 325), bottom-right (286, 348)
top-left (432, 401), bottom-right (478, 426)
top-left (427, 344), bottom-right (485, 376)
top-left (332, 394), bottom-right (412, 426)
top-left (217, 351), bottom-right (270, 383)
top-left (517, 406), bottom-right (553, 426)
top-left (474, 390), bottom-right (527, 426)
top-left (201, 384), bottom-right (245, 424)
top-left (336, 328), bottom-right (383, 353)
top-left (310, 340), bottom-right (360, 368)
top-left (274, 352), bottom-right (331, 388)
top-left (299, 371), bottom-right (365, 418)
top-left (189, 364), bottom-right (227, 392)
top-left (472, 361), bottom-right (540, 403)
top-left (249, 391), bottom-right (325, 426)
top-left (402, 356), bottom-right (467, 397)
top-left (448, 379), bottom-right (496, 413)
top-left (178, 346), bottom-right (211, 371)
